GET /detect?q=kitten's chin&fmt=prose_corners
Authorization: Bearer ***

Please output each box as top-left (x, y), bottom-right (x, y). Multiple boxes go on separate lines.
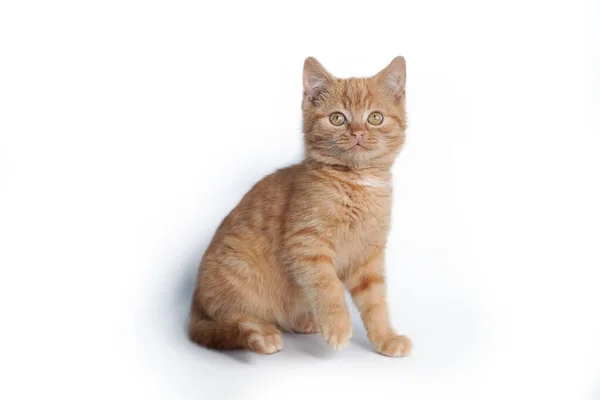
top-left (349, 144), bottom-right (367, 152)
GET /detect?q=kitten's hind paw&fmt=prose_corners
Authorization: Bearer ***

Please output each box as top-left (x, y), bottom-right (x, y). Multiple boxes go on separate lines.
top-left (242, 323), bottom-right (283, 355)
top-left (293, 313), bottom-right (319, 334)
top-left (247, 331), bottom-right (283, 354)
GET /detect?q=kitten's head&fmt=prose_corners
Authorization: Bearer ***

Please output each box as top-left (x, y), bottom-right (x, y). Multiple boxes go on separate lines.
top-left (302, 57), bottom-right (407, 169)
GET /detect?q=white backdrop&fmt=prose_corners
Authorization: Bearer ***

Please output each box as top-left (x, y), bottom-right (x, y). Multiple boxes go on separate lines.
top-left (1, 1), bottom-right (599, 399)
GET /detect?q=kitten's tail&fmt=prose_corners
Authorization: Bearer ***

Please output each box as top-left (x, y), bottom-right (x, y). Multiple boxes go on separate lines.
top-left (188, 305), bottom-right (245, 350)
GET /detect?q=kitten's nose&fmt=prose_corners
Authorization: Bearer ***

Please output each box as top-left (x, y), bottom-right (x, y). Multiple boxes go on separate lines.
top-left (354, 131), bottom-right (364, 144)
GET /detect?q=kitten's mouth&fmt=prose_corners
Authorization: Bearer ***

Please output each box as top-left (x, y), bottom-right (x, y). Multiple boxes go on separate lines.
top-left (349, 143), bottom-right (368, 151)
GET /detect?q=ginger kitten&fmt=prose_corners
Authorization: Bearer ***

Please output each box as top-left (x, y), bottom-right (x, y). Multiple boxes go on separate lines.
top-left (189, 56), bottom-right (411, 356)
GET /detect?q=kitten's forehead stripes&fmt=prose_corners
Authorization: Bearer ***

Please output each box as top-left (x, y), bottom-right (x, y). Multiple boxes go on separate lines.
top-left (340, 78), bottom-right (373, 111)
top-left (335, 79), bottom-right (375, 122)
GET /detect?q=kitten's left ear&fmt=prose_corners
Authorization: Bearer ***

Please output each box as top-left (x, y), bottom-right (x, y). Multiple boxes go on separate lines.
top-left (303, 57), bottom-right (334, 104)
top-left (375, 56), bottom-right (406, 102)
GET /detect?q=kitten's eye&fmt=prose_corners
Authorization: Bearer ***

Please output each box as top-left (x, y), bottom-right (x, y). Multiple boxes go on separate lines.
top-left (367, 112), bottom-right (384, 126)
top-left (329, 112), bottom-right (346, 126)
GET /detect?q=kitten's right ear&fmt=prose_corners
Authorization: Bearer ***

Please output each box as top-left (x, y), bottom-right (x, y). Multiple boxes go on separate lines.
top-left (375, 56), bottom-right (407, 103)
top-left (303, 57), bottom-right (333, 104)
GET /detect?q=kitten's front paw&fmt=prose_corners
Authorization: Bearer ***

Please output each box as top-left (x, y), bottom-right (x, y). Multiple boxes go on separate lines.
top-left (376, 335), bottom-right (412, 357)
top-left (320, 312), bottom-right (352, 351)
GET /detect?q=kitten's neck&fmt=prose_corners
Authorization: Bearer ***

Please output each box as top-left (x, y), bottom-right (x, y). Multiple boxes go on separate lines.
top-left (304, 159), bottom-right (393, 187)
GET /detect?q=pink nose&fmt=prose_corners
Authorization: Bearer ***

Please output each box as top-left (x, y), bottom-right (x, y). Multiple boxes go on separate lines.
top-left (354, 131), bottom-right (364, 144)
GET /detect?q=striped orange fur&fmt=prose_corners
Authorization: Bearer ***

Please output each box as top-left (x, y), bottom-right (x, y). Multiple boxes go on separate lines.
top-left (189, 57), bottom-right (411, 356)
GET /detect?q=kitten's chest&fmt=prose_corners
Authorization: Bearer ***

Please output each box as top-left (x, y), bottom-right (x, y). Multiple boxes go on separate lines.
top-left (330, 186), bottom-right (392, 268)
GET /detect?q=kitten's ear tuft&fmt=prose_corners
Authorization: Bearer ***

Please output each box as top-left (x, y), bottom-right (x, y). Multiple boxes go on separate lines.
top-left (303, 57), bottom-right (333, 104)
top-left (376, 56), bottom-right (406, 102)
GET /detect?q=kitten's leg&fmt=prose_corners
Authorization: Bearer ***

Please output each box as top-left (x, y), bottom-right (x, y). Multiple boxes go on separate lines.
top-left (345, 249), bottom-right (411, 357)
top-left (285, 233), bottom-right (352, 350)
